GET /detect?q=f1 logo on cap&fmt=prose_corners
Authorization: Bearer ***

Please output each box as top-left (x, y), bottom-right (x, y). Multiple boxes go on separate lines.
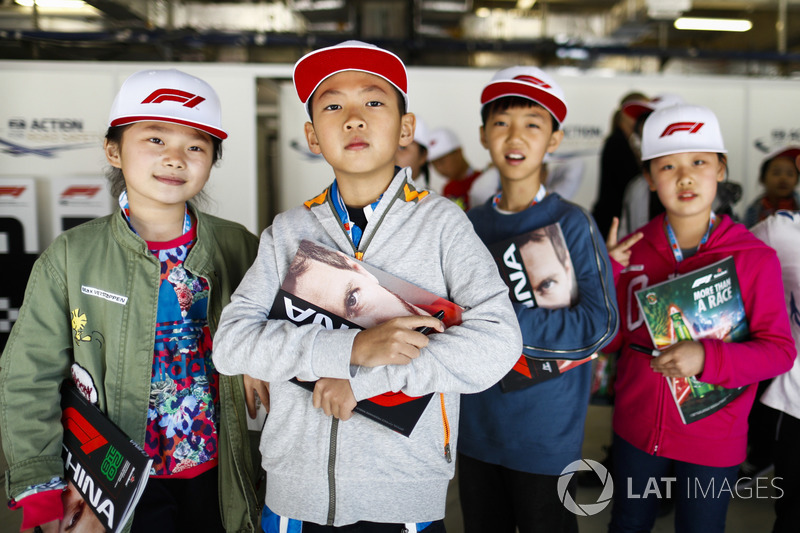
top-left (513, 74), bottom-right (552, 89)
top-left (142, 88), bottom-right (206, 108)
top-left (660, 122), bottom-right (704, 137)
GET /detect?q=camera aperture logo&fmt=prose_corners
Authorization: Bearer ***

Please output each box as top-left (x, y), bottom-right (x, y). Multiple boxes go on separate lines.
top-left (558, 459), bottom-right (614, 516)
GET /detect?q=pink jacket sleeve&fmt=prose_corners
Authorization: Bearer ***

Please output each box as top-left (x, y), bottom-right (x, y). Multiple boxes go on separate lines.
top-left (698, 249), bottom-right (796, 388)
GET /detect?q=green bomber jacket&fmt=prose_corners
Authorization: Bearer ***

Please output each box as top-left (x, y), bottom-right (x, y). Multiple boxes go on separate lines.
top-left (0, 207), bottom-right (261, 532)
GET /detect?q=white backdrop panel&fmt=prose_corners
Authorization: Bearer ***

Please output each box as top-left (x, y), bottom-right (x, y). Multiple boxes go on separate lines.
top-left (2, 60), bottom-right (799, 252)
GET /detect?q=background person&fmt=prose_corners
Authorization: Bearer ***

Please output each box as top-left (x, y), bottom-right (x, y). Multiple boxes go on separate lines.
top-left (427, 127), bottom-right (497, 209)
top-left (591, 91), bottom-right (649, 237)
top-left (751, 206), bottom-right (800, 533)
top-left (743, 146), bottom-right (800, 228)
top-left (395, 116), bottom-right (432, 190)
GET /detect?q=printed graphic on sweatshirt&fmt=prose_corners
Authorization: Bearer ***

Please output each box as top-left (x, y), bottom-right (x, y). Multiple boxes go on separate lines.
top-left (144, 238), bottom-right (219, 476)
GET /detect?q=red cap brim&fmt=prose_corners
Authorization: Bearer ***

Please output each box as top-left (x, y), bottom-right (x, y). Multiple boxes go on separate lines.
top-left (110, 115), bottom-right (228, 140)
top-left (766, 147), bottom-right (800, 166)
top-left (622, 101), bottom-right (655, 121)
top-left (294, 45), bottom-right (407, 105)
top-left (480, 81), bottom-right (567, 124)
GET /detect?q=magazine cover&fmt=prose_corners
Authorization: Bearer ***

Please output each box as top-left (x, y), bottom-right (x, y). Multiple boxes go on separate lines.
top-left (269, 239), bottom-right (463, 437)
top-left (61, 383), bottom-right (153, 532)
top-left (635, 256), bottom-right (748, 424)
top-left (487, 222), bottom-right (595, 392)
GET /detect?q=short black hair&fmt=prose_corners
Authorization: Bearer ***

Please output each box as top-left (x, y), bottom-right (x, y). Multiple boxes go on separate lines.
top-left (481, 96), bottom-right (559, 132)
top-left (307, 84), bottom-right (407, 123)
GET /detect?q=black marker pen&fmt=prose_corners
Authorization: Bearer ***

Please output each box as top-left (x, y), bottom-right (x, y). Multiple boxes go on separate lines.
top-left (630, 343), bottom-right (661, 357)
top-left (416, 310), bottom-right (445, 335)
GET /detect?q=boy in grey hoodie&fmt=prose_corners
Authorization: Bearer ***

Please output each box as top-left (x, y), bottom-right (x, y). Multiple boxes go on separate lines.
top-left (212, 41), bottom-right (522, 532)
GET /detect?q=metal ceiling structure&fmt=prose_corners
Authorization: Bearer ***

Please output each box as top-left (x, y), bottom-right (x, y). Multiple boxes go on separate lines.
top-left (1, 0), bottom-right (799, 73)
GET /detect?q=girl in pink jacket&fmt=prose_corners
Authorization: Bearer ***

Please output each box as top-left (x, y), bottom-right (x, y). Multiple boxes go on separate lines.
top-left (605, 103), bottom-right (795, 533)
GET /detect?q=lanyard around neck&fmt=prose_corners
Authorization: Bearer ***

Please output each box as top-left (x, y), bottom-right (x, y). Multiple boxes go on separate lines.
top-left (330, 180), bottom-right (382, 249)
top-left (492, 184), bottom-right (546, 210)
top-left (118, 191), bottom-right (192, 236)
top-left (664, 211), bottom-right (716, 263)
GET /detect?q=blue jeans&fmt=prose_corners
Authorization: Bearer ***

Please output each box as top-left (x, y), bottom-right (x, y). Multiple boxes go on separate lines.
top-left (608, 433), bottom-right (738, 533)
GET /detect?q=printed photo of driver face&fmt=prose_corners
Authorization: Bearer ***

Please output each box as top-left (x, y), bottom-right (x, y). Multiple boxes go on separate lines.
top-left (283, 240), bottom-right (428, 328)
top-left (57, 481), bottom-right (105, 533)
top-left (518, 224), bottom-right (578, 310)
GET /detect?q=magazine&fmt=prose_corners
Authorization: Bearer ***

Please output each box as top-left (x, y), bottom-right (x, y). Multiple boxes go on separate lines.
top-left (61, 383), bottom-right (153, 532)
top-left (487, 222), bottom-right (596, 392)
top-left (269, 239), bottom-right (462, 437)
top-left (634, 256), bottom-right (748, 424)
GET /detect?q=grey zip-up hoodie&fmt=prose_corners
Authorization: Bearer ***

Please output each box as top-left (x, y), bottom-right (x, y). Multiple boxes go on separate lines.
top-left (213, 168), bottom-right (522, 526)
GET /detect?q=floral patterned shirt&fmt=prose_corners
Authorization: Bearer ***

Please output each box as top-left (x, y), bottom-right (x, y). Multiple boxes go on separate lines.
top-left (141, 225), bottom-right (219, 477)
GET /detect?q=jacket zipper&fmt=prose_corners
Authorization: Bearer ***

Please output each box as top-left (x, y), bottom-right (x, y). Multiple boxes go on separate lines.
top-left (650, 244), bottom-right (684, 455)
top-left (440, 393), bottom-right (451, 463)
top-left (321, 181), bottom-right (452, 526)
top-left (652, 369), bottom-right (666, 455)
top-left (326, 417), bottom-right (339, 525)
top-left (346, 208), bottom-right (453, 464)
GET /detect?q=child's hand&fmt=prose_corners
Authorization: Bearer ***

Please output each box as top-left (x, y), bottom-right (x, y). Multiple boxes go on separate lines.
top-left (351, 315), bottom-right (444, 367)
top-left (243, 374), bottom-right (270, 418)
top-left (650, 341), bottom-right (706, 378)
top-left (606, 216), bottom-right (643, 267)
top-left (313, 378), bottom-right (357, 420)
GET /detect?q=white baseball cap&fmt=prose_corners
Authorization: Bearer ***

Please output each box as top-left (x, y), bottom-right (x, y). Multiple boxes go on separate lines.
top-left (641, 103), bottom-right (727, 161)
top-left (761, 145), bottom-right (800, 170)
top-left (108, 69), bottom-right (227, 140)
top-left (480, 66), bottom-right (568, 126)
top-left (293, 40), bottom-right (408, 119)
top-left (622, 93), bottom-right (685, 121)
top-left (413, 117), bottom-right (431, 150)
top-left (426, 127), bottom-right (462, 161)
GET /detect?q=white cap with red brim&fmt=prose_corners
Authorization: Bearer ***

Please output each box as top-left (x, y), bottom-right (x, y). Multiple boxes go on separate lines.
top-left (426, 127), bottom-right (462, 162)
top-left (108, 68), bottom-right (227, 140)
top-left (622, 93), bottom-right (685, 121)
top-left (641, 103), bottom-right (727, 161)
top-left (762, 145), bottom-right (800, 170)
top-left (293, 40), bottom-right (408, 119)
top-left (480, 66), bottom-right (568, 127)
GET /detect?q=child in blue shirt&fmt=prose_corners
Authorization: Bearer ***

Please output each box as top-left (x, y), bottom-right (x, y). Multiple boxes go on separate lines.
top-left (458, 66), bottom-right (619, 533)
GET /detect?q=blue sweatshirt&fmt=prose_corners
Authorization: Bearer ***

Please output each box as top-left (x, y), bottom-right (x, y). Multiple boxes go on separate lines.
top-left (459, 193), bottom-right (619, 475)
